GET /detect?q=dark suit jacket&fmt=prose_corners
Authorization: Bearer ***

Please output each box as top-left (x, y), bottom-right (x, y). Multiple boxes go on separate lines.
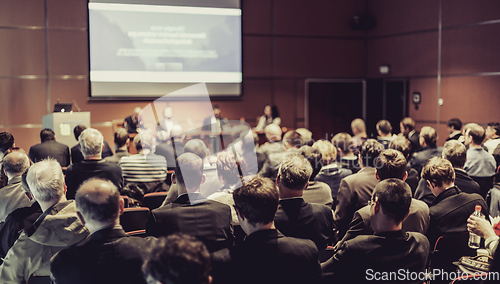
top-left (408, 146), bottom-right (443, 176)
top-left (322, 230), bottom-right (430, 284)
top-left (29, 140), bottom-right (70, 167)
top-left (154, 140), bottom-right (185, 170)
top-left (407, 130), bottom-right (421, 155)
top-left (427, 186), bottom-right (488, 246)
top-left (201, 116), bottom-right (228, 131)
top-left (146, 192), bottom-right (233, 252)
top-left (124, 115), bottom-right (138, 134)
top-left (51, 227), bottom-right (154, 284)
top-left (219, 229), bottom-right (321, 284)
top-left (71, 141), bottom-right (113, 164)
top-left (414, 168), bottom-right (481, 206)
top-left (258, 148), bottom-right (301, 182)
top-left (333, 167), bottom-right (379, 239)
top-left (104, 149), bottom-right (129, 164)
top-left (65, 159), bottom-right (123, 199)
top-left (274, 198), bottom-right (335, 250)
top-left (337, 199), bottom-right (430, 248)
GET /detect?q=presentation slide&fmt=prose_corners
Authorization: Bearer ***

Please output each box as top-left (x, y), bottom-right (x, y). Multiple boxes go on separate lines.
top-left (88, 1), bottom-right (242, 98)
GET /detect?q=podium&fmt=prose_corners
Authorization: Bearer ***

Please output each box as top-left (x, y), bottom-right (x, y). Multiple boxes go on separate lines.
top-left (42, 112), bottom-right (91, 148)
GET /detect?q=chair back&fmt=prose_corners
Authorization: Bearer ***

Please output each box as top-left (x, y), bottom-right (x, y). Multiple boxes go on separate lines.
top-left (119, 207), bottom-right (150, 235)
top-left (142, 192), bottom-right (168, 210)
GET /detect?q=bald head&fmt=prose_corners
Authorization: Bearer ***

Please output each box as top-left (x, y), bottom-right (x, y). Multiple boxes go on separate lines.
top-left (265, 124), bottom-right (282, 142)
top-left (351, 118), bottom-right (366, 135)
top-left (76, 179), bottom-right (121, 226)
top-left (184, 139), bottom-right (209, 160)
top-left (3, 151), bottom-right (30, 178)
top-left (79, 128), bottom-right (104, 158)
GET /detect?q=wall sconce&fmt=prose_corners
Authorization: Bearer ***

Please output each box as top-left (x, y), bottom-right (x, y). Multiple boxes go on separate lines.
top-left (379, 65), bottom-right (390, 75)
top-left (412, 92), bottom-right (421, 110)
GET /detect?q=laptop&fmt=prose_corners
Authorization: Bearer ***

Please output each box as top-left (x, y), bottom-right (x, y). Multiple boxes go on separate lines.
top-left (53, 103), bottom-right (73, 113)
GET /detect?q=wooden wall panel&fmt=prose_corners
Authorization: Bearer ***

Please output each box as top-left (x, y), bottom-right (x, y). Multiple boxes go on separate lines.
top-left (242, 0), bottom-right (272, 34)
top-left (242, 36), bottom-right (272, 77)
top-left (47, 0), bottom-right (88, 28)
top-left (273, 79), bottom-right (296, 129)
top-left (48, 30), bottom-right (88, 75)
top-left (274, 0), bottom-right (366, 37)
top-left (0, 30), bottom-right (46, 76)
top-left (442, 0), bottom-right (500, 27)
top-left (274, 38), bottom-right (365, 78)
top-left (441, 24), bottom-right (500, 74)
top-left (0, 0), bottom-right (45, 27)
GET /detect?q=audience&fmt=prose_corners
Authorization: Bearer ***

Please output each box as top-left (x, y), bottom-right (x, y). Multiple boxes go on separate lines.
top-left (65, 128), bottom-right (123, 199)
top-left (350, 118), bottom-right (368, 152)
top-left (389, 135), bottom-right (420, 193)
top-left (300, 146), bottom-right (333, 207)
top-left (446, 118), bottom-right (463, 141)
top-left (400, 117), bottom-right (420, 155)
top-left (274, 154), bottom-right (335, 250)
top-left (155, 126), bottom-right (185, 171)
top-left (258, 130), bottom-right (302, 181)
top-left (71, 125), bottom-right (113, 164)
top-left (214, 176), bottom-right (321, 284)
top-left (146, 153), bottom-right (234, 252)
top-left (322, 179), bottom-right (430, 283)
top-left (376, 119), bottom-right (394, 149)
top-left (333, 139), bottom-right (384, 239)
top-left (51, 178), bottom-right (155, 284)
top-left (28, 128), bottom-right (70, 167)
top-left (104, 128), bottom-right (130, 163)
top-left (0, 131), bottom-right (15, 161)
top-left (415, 140), bottom-right (480, 206)
top-left (119, 133), bottom-right (168, 193)
top-left (332, 132), bottom-right (360, 173)
top-left (463, 123), bottom-right (496, 198)
top-left (336, 149), bottom-right (430, 248)
top-left (408, 126), bottom-right (443, 176)
top-left (422, 157), bottom-right (488, 246)
top-left (485, 122), bottom-right (500, 154)
top-left (0, 159), bottom-right (89, 282)
top-left (0, 151), bottom-right (33, 222)
top-left (143, 233), bottom-right (212, 284)
top-left (312, 140), bottom-right (352, 202)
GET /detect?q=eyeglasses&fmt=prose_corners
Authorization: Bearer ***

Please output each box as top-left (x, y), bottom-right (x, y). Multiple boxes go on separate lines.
top-left (368, 199), bottom-right (375, 207)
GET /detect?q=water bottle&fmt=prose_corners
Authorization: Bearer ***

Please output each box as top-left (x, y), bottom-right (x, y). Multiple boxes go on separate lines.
top-left (468, 205), bottom-right (484, 249)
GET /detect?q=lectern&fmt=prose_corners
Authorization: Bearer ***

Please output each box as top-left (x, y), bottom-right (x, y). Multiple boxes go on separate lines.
top-left (42, 112), bottom-right (91, 148)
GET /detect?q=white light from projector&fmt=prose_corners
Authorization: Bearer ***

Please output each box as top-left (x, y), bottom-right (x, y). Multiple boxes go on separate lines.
top-left (379, 65), bottom-right (390, 74)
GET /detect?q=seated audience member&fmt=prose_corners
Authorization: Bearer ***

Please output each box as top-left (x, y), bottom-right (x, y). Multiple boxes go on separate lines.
top-left (257, 124), bottom-right (284, 157)
top-left (296, 128), bottom-right (313, 146)
top-left (124, 107), bottom-right (141, 134)
top-left (422, 157), bottom-right (488, 246)
top-left (0, 159), bottom-right (89, 282)
top-left (408, 126), bottom-right (443, 176)
top-left (415, 140), bottom-right (480, 206)
top-left (239, 130), bottom-right (260, 175)
top-left (274, 155), bottom-right (335, 250)
top-left (322, 179), bottom-right (430, 283)
top-left (155, 126), bottom-right (185, 171)
top-left (376, 119), bottom-right (394, 149)
top-left (65, 128), bottom-right (123, 199)
top-left (332, 132), bottom-right (360, 173)
top-left (446, 118), bottom-right (463, 141)
top-left (29, 128), bottom-right (70, 167)
top-left (71, 125), bottom-right (113, 164)
top-left (146, 153), bottom-right (233, 252)
top-left (258, 130), bottom-right (302, 181)
top-left (389, 136), bottom-right (419, 193)
top-left (163, 139), bottom-right (223, 205)
top-left (334, 139), bottom-right (384, 239)
top-left (350, 118), bottom-right (368, 153)
top-left (463, 123), bottom-right (496, 198)
top-left (143, 233), bottom-right (212, 284)
top-left (300, 146), bottom-right (333, 207)
top-left (51, 178), bottom-right (155, 284)
top-left (208, 150), bottom-right (247, 224)
top-left (312, 140), bottom-right (352, 202)
top-left (220, 176), bottom-right (321, 284)
top-left (485, 122), bottom-right (500, 154)
top-left (467, 214), bottom-right (499, 256)
top-left (0, 132), bottom-right (16, 188)
top-left (336, 149), bottom-right (430, 248)
top-left (400, 117), bottom-right (420, 155)
top-left (254, 104), bottom-right (281, 132)
top-left (119, 133), bottom-right (167, 193)
top-left (0, 151), bottom-right (33, 222)
top-left (104, 128), bottom-right (130, 163)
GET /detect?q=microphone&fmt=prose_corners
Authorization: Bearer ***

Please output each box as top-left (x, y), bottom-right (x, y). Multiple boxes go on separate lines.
top-left (73, 100), bottom-right (82, 112)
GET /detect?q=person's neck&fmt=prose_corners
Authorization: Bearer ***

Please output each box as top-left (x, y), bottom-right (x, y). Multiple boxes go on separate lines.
top-left (38, 196), bottom-right (65, 212)
top-left (342, 152), bottom-right (355, 158)
top-left (380, 133), bottom-right (392, 138)
top-left (470, 143), bottom-right (483, 149)
top-left (84, 154), bottom-right (102, 160)
top-left (450, 130), bottom-right (461, 137)
top-left (6, 173), bottom-right (21, 182)
top-left (87, 220), bottom-right (119, 234)
top-left (279, 186), bottom-right (303, 199)
top-left (372, 218), bottom-right (402, 234)
top-left (117, 145), bottom-right (128, 151)
top-left (245, 221), bottom-right (275, 236)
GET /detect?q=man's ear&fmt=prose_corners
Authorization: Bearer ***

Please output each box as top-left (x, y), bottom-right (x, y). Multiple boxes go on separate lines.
top-left (200, 174), bottom-right (206, 185)
top-left (118, 197), bottom-right (125, 215)
top-left (276, 173), bottom-right (281, 184)
top-left (171, 173), bottom-right (177, 184)
top-left (402, 171), bottom-right (408, 181)
top-left (375, 171), bottom-right (380, 181)
top-left (76, 211), bottom-right (86, 226)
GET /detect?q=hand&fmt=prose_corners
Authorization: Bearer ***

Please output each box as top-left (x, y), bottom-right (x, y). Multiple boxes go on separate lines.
top-left (467, 215), bottom-right (496, 240)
